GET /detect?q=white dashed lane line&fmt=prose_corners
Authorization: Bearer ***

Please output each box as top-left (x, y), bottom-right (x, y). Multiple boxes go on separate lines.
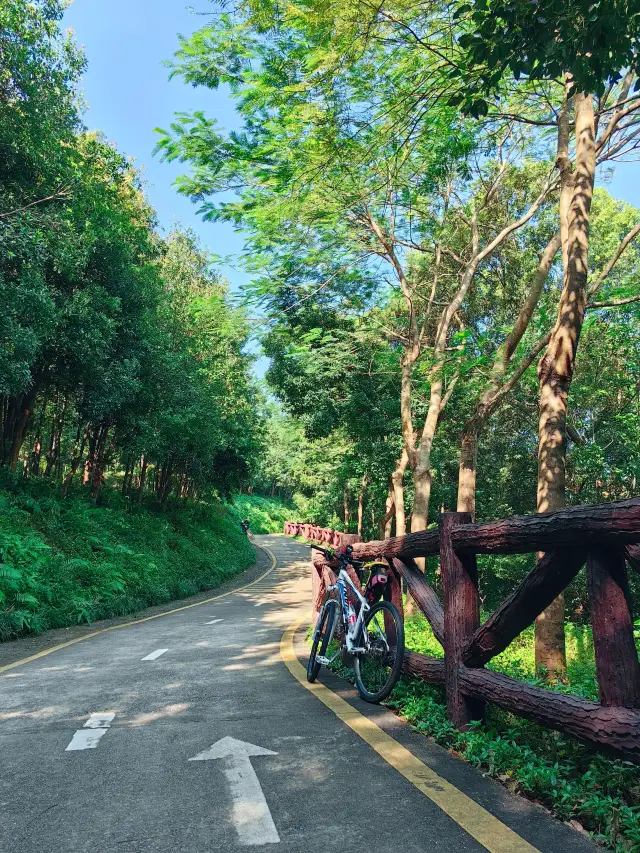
top-left (65, 712), bottom-right (115, 751)
top-left (206, 619), bottom-right (223, 625)
top-left (141, 649), bottom-right (168, 661)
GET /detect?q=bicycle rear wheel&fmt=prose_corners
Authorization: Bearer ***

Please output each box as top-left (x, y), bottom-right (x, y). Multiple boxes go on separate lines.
top-left (353, 601), bottom-right (404, 702)
top-left (307, 599), bottom-right (337, 683)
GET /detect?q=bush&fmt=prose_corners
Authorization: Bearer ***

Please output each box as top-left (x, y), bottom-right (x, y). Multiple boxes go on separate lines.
top-left (0, 483), bottom-right (255, 640)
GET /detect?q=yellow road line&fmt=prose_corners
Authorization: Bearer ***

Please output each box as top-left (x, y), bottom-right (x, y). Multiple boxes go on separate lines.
top-left (0, 547), bottom-right (278, 675)
top-left (280, 615), bottom-right (542, 853)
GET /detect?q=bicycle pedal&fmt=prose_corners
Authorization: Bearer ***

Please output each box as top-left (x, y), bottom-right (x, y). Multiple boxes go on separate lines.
top-left (316, 655), bottom-right (330, 666)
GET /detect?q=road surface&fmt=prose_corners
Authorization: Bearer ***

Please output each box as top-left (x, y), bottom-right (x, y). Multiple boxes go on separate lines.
top-left (0, 535), bottom-right (597, 852)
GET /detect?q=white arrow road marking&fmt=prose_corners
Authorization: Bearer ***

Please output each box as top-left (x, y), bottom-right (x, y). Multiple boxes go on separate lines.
top-left (141, 648), bottom-right (168, 661)
top-left (66, 712), bottom-right (115, 751)
top-left (206, 619), bottom-right (223, 625)
top-left (190, 737), bottom-right (279, 846)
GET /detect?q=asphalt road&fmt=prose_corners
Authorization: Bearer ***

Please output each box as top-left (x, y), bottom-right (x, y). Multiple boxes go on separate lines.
top-left (0, 535), bottom-right (598, 853)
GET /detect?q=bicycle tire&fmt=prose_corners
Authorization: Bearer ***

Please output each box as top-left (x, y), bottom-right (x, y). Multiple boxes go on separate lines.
top-left (307, 599), bottom-right (337, 683)
top-left (353, 600), bottom-right (404, 702)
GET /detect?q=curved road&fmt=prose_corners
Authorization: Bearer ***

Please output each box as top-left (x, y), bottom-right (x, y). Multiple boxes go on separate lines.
top-left (1, 535), bottom-right (597, 852)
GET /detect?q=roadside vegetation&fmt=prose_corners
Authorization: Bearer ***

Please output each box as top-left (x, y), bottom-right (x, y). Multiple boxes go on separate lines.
top-left (388, 675), bottom-right (640, 852)
top-left (0, 475), bottom-right (255, 641)
top-left (232, 494), bottom-right (305, 535)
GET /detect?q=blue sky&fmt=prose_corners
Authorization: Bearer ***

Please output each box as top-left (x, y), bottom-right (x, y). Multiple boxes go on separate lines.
top-left (63, 0), bottom-right (250, 292)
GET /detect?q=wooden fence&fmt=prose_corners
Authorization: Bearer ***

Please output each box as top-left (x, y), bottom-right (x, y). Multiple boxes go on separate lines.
top-left (285, 498), bottom-right (640, 762)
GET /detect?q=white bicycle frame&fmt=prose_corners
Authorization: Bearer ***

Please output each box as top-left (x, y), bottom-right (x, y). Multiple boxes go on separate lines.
top-left (315, 568), bottom-right (372, 667)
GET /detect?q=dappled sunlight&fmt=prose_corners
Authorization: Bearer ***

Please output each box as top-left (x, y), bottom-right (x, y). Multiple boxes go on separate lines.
top-left (0, 705), bottom-right (63, 721)
top-left (227, 641), bottom-right (283, 669)
top-left (127, 703), bottom-right (190, 726)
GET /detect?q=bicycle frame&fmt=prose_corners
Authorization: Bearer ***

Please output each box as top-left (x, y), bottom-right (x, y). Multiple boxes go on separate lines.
top-left (319, 568), bottom-right (370, 656)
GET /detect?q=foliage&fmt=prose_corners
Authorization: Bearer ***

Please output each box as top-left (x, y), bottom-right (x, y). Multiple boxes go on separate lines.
top-left (231, 493), bottom-right (306, 534)
top-left (0, 8), bottom-right (261, 504)
top-left (452, 0), bottom-right (640, 106)
top-left (0, 477), bottom-right (255, 640)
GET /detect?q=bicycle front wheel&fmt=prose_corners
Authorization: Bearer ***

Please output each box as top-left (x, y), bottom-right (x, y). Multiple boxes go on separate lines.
top-left (307, 599), bottom-right (337, 683)
top-left (353, 601), bottom-right (404, 702)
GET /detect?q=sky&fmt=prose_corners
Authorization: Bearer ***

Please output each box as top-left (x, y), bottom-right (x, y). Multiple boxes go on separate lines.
top-left (62, 0), bottom-right (250, 292)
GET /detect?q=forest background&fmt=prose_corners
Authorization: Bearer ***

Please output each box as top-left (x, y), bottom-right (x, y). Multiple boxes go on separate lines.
top-left (2, 2), bottom-right (640, 848)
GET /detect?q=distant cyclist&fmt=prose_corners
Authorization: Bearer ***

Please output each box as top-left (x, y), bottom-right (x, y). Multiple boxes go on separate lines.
top-left (240, 518), bottom-right (251, 536)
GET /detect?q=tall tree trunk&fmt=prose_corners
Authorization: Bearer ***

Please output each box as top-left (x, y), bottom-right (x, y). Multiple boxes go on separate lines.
top-left (391, 449), bottom-right (409, 536)
top-left (357, 473), bottom-right (368, 537)
top-left (535, 91), bottom-right (596, 675)
top-left (160, 462), bottom-right (173, 508)
top-left (384, 492), bottom-right (394, 538)
top-left (9, 382), bottom-right (40, 471)
top-left (44, 397), bottom-right (66, 478)
top-left (457, 426), bottom-right (479, 519)
top-left (411, 464), bottom-right (433, 534)
top-left (378, 485), bottom-right (395, 538)
top-left (62, 426), bottom-right (86, 497)
top-left (138, 455), bottom-right (148, 505)
top-left (29, 435), bottom-right (42, 478)
top-left (90, 424), bottom-right (110, 502)
top-left (122, 457), bottom-right (134, 495)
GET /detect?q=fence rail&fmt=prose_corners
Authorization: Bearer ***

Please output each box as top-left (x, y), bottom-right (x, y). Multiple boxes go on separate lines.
top-left (285, 498), bottom-right (640, 762)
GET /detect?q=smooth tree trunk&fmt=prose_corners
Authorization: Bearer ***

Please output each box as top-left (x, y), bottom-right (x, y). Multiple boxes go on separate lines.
top-left (90, 424), bottom-right (110, 502)
top-left (122, 457), bottom-right (134, 495)
top-left (535, 91), bottom-right (596, 675)
top-left (44, 397), bottom-right (67, 478)
top-left (457, 426), bottom-right (479, 519)
top-left (62, 426), bottom-right (86, 497)
top-left (378, 485), bottom-right (395, 538)
top-left (391, 449), bottom-right (408, 536)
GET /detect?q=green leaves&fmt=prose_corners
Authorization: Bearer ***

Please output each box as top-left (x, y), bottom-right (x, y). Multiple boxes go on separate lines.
top-left (452, 0), bottom-right (640, 98)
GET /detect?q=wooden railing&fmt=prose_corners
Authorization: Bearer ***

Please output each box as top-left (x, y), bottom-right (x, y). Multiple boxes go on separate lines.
top-left (285, 498), bottom-right (640, 762)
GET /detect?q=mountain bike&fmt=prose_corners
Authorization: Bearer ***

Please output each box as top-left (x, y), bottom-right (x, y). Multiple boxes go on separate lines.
top-left (307, 544), bottom-right (405, 702)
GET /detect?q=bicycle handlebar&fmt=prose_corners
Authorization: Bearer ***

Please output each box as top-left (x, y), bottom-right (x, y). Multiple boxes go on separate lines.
top-left (310, 543), bottom-right (354, 561)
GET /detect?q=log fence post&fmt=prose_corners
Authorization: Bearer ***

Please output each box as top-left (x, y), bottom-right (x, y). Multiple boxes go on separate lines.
top-left (440, 512), bottom-right (484, 728)
top-left (587, 546), bottom-right (640, 707)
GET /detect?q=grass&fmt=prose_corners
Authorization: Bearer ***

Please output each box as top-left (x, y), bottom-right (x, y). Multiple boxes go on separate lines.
top-left (231, 493), bottom-right (298, 534)
top-left (0, 479), bottom-right (256, 640)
